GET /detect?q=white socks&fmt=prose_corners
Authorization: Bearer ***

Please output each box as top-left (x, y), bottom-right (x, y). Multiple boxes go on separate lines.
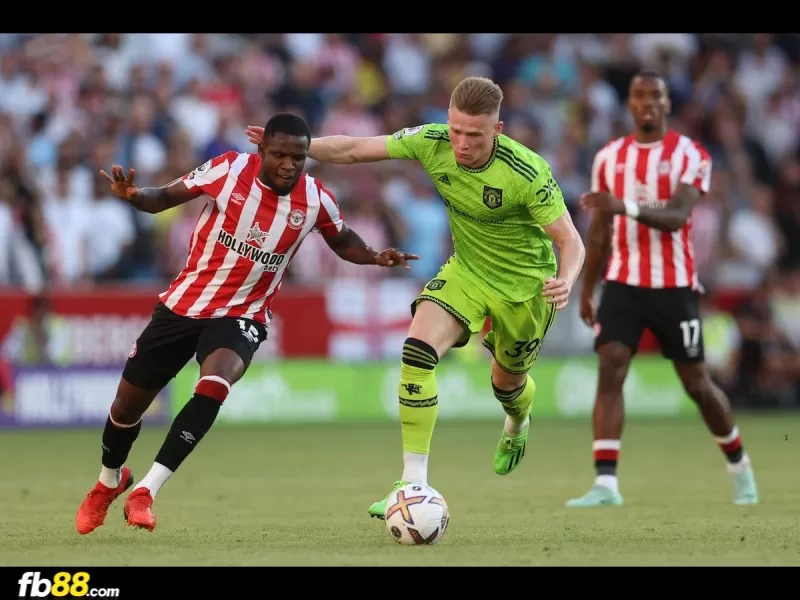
top-left (726, 453), bottom-right (751, 474)
top-left (99, 466), bottom-right (121, 488)
top-left (133, 462), bottom-right (174, 499)
top-left (402, 451), bottom-right (429, 484)
top-left (594, 474), bottom-right (619, 494)
top-left (98, 462), bottom-right (176, 499)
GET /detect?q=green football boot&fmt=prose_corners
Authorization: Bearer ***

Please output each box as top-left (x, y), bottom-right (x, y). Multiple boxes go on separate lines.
top-left (368, 480), bottom-right (409, 520)
top-left (493, 417), bottom-right (530, 475)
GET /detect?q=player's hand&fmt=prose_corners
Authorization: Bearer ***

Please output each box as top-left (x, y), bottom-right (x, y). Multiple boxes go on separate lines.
top-left (245, 125), bottom-right (265, 145)
top-left (542, 276), bottom-right (571, 310)
top-left (579, 294), bottom-right (597, 327)
top-left (579, 192), bottom-right (623, 215)
top-left (375, 248), bottom-right (419, 270)
top-left (100, 165), bottom-right (139, 202)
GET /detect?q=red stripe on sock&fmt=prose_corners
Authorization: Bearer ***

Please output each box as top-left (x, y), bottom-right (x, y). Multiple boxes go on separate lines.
top-left (195, 378), bottom-right (230, 404)
top-left (720, 436), bottom-right (741, 454)
top-left (594, 449), bottom-right (619, 462)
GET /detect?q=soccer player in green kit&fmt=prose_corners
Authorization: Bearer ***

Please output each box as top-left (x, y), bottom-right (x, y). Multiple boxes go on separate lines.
top-left (246, 77), bottom-right (585, 519)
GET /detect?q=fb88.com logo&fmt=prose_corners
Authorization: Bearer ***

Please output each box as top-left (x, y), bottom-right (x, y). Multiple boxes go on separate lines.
top-left (17, 572), bottom-right (119, 598)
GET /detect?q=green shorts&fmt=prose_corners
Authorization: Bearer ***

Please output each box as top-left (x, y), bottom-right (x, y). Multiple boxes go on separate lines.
top-left (412, 258), bottom-right (558, 375)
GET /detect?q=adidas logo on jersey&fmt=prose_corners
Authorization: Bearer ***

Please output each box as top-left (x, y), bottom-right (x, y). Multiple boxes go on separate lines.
top-left (438, 174), bottom-right (451, 185)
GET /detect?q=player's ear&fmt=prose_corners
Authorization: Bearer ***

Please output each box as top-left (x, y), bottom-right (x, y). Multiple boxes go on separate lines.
top-left (495, 120), bottom-right (503, 136)
top-left (257, 141), bottom-right (264, 156)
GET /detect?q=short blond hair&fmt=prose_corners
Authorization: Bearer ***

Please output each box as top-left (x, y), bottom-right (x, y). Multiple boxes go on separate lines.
top-left (450, 77), bottom-right (504, 117)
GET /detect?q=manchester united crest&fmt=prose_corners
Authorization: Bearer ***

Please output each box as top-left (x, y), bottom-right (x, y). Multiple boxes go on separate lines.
top-left (482, 185), bottom-right (503, 210)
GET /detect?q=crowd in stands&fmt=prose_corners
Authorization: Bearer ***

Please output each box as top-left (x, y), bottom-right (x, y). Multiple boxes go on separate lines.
top-left (0, 33), bottom-right (798, 404)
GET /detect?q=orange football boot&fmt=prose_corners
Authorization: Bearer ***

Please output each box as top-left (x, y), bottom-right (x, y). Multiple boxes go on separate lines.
top-left (123, 488), bottom-right (157, 531)
top-left (76, 466), bottom-right (134, 535)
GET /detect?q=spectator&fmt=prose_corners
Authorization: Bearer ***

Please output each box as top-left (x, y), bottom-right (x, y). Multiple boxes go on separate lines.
top-left (0, 33), bottom-right (798, 405)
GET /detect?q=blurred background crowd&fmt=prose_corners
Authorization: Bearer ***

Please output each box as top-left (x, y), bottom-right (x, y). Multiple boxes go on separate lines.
top-left (0, 33), bottom-right (798, 406)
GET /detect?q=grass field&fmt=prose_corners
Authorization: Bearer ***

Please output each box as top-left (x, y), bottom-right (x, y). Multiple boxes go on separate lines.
top-left (2, 414), bottom-right (799, 566)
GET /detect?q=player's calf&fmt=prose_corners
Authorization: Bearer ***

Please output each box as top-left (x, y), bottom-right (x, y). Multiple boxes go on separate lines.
top-left (127, 354), bottom-right (239, 531)
top-left (491, 366), bottom-right (535, 475)
top-left (585, 343), bottom-right (630, 491)
top-left (398, 337), bottom-right (440, 484)
top-left (76, 380), bottom-right (155, 535)
top-left (369, 338), bottom-right (439, 520)
top-left (675, 362), bottom-right (759, 504)
top-left (98, 380), bottom-right (157, 486)
top-left (131, 374), bottom-right (231, 505)
top-left (567, 343), bottom-right (630, 507)
top-left (491, 366), bottom-right (532, 435)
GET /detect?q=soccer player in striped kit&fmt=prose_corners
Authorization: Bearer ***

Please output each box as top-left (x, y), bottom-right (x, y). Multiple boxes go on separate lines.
top-left (75, 113), bottom-right (417, 533)
top-left (571, 71), bottom-right (759, 507)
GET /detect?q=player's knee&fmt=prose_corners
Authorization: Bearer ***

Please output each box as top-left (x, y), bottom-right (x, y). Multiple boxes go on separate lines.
top-left (111, 379), bottom-right (158, 424)
top-left (199, 348), bottom-right (246, 385)
top-left (401, 337), bottom-right (439, 371)
top-left (109, 401), bottom-right (142, 426)
top-left (408, 299), bottom-right (465, 356)
top-left (597, 343), bottom-right (631, 393)
top-left (491, 368), bottom-right (527, 392)
top-left (195, 375), bottom-right (231, 404)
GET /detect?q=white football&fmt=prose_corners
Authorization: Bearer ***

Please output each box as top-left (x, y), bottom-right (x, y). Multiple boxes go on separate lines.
top-left (385, 483), bottom-right (450, 545)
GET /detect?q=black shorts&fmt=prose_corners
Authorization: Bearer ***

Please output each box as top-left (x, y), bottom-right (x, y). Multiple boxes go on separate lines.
top-left (594, 281), bottom-right (704, 363)
top-left (122, 302), bottom-right (268, 390)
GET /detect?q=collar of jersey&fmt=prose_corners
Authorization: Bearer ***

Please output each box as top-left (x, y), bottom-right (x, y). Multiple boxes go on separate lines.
top-left (457, 137), bottom-right (499, 174)
top-left (631, 129), bottom-right (678, 149)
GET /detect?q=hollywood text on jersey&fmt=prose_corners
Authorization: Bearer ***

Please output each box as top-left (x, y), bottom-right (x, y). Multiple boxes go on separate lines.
top-left (216, 228), bottom-right (286, 272)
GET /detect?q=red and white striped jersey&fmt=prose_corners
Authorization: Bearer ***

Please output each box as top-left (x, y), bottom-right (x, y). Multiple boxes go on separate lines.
top-left (159, 151), bottom-right (345, 324)
top-left (590, 129), bottom-right (711, 290)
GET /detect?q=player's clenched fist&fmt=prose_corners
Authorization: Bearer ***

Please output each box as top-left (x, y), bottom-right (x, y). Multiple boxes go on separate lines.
top-left (100, 165), bottom-right (139, 202)
top-left (375, 249), bottom-right (419, 270)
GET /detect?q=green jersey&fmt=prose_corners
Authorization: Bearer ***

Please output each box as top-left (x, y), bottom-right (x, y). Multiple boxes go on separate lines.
top-left (385, 123), bottom-right (567, 303)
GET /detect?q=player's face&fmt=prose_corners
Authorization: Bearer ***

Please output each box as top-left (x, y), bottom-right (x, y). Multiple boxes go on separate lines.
top-left (628, 76), bottom-right (670, 135)
top-left (447, 107), bottom-right (502, 168)
top-left (257, 133), bottom-right (309, 194)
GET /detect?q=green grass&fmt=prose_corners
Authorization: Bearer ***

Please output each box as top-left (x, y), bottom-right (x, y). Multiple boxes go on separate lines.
top-left (1, 415), bottom-right (800, 566)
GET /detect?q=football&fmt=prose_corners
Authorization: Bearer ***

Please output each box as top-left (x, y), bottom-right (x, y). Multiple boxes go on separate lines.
top-left (385, 483), bottom-right (449, 545)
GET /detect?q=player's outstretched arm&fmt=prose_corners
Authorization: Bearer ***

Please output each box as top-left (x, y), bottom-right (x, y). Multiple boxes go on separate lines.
top-left (100, 165), bottom-right (201, 214)
top-left (323, 224), bottom-right (419, 268)
top-left (244, 125), bottom-right (390, 164)
top-left (309, 135), bottom-right (391, 164)
top-left (542, 211), bottom-right (586, 310)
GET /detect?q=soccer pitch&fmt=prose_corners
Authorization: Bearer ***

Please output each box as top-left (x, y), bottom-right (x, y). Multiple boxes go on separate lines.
top-left (2, 415), bottom-right (799, 566)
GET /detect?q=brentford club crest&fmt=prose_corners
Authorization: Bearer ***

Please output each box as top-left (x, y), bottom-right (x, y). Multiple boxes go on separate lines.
top-left (287, 208), bottom-right (306, 230)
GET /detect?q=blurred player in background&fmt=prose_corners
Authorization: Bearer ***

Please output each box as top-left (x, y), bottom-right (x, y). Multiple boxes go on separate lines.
top-left (249, 76), bottom-right (585, 519)
top-left (573, 71), bottom-right (759, 507)
top-left (76, 113), bottom-right (417, 534)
